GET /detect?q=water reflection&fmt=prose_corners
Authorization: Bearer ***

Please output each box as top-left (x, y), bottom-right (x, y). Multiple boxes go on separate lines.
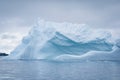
top-left (0, 61), bottom-right (120, 80)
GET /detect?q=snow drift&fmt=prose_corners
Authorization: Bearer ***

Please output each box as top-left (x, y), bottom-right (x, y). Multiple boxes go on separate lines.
top-left (5, 20), bottom-right (120, 61)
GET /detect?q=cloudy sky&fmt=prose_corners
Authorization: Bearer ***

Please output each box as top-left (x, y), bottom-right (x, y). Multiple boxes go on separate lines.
top-left (0, 0), bottom-right (120, 53)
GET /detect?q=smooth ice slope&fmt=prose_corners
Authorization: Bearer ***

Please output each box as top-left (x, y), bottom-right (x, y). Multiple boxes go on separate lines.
top-left (5, 20), bottom-right (120, 61)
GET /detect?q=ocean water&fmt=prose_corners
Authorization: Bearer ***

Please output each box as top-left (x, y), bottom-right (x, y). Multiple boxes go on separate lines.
top-left (0, 60), bottom-right (120, 80)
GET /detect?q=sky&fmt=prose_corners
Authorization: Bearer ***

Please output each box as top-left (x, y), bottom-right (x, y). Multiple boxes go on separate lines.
top-left (0, 0), bottom-right (120, 53)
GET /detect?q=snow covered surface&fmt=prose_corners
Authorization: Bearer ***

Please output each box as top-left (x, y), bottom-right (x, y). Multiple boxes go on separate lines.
top-left (4, 20), bottom-right (120, 61)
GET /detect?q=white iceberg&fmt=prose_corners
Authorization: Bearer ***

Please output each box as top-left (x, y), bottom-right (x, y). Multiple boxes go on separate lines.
top-left (5, 20), bottom-right (120, 61)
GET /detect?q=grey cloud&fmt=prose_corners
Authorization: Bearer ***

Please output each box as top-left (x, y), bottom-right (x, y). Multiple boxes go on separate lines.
top-left (0, 0), bottom-right (120, 33)
top-left (0, 33), bottom-right (17, 39)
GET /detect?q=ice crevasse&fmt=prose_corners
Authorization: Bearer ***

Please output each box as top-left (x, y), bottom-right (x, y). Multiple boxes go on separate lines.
top-left (5, 20), bottom-right (120, 61)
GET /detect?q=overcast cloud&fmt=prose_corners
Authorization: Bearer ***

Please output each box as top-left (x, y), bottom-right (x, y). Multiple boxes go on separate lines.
top-left (0, 0), bottom-right (120, 53)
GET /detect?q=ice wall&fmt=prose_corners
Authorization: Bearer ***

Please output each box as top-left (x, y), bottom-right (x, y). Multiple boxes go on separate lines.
top-left (4, 20), bottom-right (120, 61)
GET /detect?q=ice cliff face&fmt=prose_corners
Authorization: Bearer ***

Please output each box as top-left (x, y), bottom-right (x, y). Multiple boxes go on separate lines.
top-left (5, 20), bottom-right (120, 61)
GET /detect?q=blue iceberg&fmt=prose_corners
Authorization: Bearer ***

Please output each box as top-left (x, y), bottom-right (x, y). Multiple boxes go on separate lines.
top-left (5, 20), bottom-right (120, 61)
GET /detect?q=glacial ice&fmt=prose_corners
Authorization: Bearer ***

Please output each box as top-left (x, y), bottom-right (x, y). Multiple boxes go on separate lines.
top-left (4, 20), bottom-right (120, 61)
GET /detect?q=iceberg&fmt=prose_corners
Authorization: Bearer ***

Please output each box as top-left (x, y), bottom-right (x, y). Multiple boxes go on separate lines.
top-left (5, 20), bottom-right (120, 61)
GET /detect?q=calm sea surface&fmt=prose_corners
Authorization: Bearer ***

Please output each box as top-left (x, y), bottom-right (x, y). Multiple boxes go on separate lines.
top-left (0, 60), bottom-right (120, 80)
